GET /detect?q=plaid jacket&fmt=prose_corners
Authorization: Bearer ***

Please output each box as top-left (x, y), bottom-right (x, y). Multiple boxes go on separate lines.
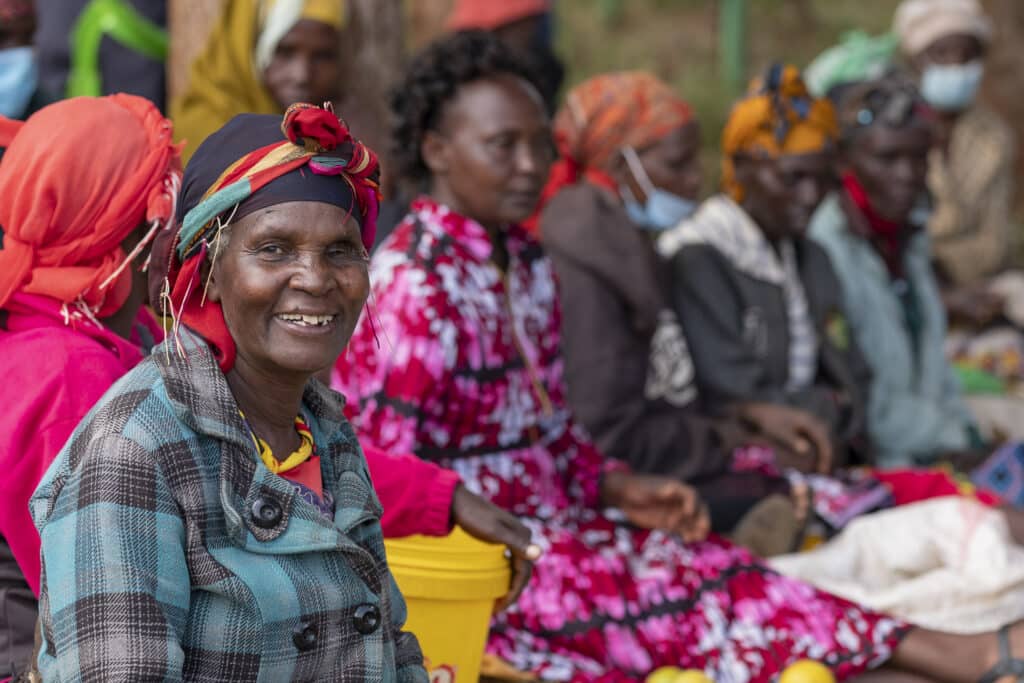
top-left (30, 330), bottom-right (427, 682)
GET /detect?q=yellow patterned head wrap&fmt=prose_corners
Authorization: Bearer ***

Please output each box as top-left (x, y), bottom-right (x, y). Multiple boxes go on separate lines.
top-left (721, 64), bottom-right (838, 201)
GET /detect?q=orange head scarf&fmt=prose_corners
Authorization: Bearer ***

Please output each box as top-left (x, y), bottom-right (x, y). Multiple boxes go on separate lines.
top-left (526, 71), bottom-right (693, 233)
top-left (555, 71), bottom-right (693, 176)
top-left (0, 95), bottom-right (182, 319)
top-left (721, 64), bottom-right (838, 201)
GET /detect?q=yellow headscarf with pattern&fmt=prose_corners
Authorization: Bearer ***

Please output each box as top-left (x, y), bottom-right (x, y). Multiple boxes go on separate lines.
top-left (721, 64), bottom-right (838, 201)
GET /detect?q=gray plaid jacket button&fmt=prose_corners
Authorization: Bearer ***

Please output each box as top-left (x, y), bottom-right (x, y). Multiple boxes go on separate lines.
top-left (292, 622), bottom-right (318, 651)
top-left (251, 497), bottom-right (282, 529)
top-left (353, 604), bottom-right (381, 635)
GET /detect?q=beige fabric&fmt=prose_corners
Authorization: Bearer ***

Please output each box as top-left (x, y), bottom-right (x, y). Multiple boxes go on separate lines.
top-left (929, 106), bottom-right (1018, 286)
top-left (894, 0), bottom-right (992, 56)
top-left (771, 498), bottom-right (1024, 634)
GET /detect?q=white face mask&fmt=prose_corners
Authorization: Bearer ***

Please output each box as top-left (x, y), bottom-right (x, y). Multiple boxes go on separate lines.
top-left (619, 146), bottom-right (698, 232)
top-left (920, 60), bottom-right (984, 113)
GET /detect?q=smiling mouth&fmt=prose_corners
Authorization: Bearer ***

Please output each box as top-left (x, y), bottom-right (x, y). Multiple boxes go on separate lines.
top-left (276, 313), bottom-right (337, 328)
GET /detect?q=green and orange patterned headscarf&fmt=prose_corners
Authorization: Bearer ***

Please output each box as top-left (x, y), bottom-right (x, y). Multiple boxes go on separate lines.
top-left (151, 103), bottom-right (380, 371)
top-left (527, 71), bottom-right (693, 233)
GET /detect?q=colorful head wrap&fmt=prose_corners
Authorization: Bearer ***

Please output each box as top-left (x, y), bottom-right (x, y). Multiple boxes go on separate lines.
top-left (721, 64), bottom-right (838, 201)
top-left (0, 95), bottom-right (181, 320)
top-left (447, 0), bottom-right (549, 31)
top-left (525, 71), bottom-right (693, 234)
top-left (894, 0), bottom-right (992, 57)
top-left (152, 103), bottom-right (380, 372)
top-left (555, 71), bottom-right (693, 174)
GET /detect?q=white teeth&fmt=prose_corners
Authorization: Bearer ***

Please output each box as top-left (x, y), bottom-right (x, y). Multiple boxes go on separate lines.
top-left (278, 313), bottom-right (335, 327)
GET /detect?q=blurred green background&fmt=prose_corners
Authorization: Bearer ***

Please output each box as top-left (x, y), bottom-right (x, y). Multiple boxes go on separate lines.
top-left (554, 0), bottom-right (901, 189)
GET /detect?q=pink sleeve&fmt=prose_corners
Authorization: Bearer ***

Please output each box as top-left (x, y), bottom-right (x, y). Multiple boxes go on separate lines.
top-left (363, 444), bottom-right (461, 538)
top-left (2, 352), bottom-right (124, 596)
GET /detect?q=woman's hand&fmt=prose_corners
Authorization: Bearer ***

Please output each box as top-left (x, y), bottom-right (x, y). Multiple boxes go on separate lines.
top-left (450, 485), bottom-right (541, 613)
top-left (600, 472), bottom-right (710, 543)
top-left (738, 402), bottom-right (834, 474)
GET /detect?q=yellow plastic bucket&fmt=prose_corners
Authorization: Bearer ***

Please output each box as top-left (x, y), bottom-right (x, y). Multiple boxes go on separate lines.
top-left (385, 526), bottom-right (510, 683)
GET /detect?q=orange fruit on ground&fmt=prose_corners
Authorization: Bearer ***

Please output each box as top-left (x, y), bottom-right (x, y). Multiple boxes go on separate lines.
top-left (779, 659), bottom-right (836, 683)
top-left (645, 667), bottom-right (713, 683)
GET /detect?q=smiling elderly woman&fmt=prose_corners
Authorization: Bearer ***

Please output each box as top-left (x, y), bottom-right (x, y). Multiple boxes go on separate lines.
top-left (29, 105), bottom-right (427, 682)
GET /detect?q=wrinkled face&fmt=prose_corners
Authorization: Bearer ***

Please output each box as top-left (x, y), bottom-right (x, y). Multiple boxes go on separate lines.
top-left (914, 32), bottom-right (985, 69)
top-left (841, 124), bottom-right (931, 223)
top-left (616, 121), bottom-right (702, 202)
top-left (262, 19), bottom-right (342, 109)
top-left (423, 74), bottom-right (553, 229)
top-left (209, 201), bottom-right (369, 377)
top-left (735, 150), bottom-right (834, 240)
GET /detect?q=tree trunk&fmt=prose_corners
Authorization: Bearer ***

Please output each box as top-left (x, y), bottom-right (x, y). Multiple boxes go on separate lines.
top-left (338, 0), bottom-right (405, 187)
top-left (406, 0), bottom-right (452, 51)
top-left (166, 0), bottom-right (225, 104)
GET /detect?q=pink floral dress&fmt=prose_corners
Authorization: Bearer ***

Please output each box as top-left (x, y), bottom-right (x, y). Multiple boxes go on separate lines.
top-left (333, 197), bottom-right (909, 683)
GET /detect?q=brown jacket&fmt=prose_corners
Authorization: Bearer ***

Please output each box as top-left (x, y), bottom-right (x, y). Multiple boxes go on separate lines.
top-left (540, 183), bottom-right (731, 481)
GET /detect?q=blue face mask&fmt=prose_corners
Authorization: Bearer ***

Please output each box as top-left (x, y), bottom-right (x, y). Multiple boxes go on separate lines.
top-left (920, 60), bottom-right (983, 113)
top-left (620, 146), bottom-right (698, 231)
top-left (0, 47), bottom-right (38, 119)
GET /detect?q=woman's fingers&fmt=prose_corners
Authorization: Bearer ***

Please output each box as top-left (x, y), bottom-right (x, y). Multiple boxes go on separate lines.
top-left (494, 553), bottom-right (534, 613)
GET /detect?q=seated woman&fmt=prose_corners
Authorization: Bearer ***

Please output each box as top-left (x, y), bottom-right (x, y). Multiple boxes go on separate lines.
top-left (25, 103), bottom-right (532, 680)
top-left (172, 0), bottom-right (346, 161)
top-left (0, 97), bottom-right (534, 680)
top-left (659, 66), bottom-right (873, 468)
top-left (334, 31), bottom-right (1024, 682)
top-left (894, 0), bottom-right (1016, 292)
top-left (808, 74), bottom-right (984, 469)
top-left (536, 71), bottom-right (839, 546)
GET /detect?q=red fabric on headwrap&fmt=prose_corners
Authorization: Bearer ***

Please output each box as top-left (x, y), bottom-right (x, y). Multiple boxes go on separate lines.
top-left (157, 104), bottom-right (380, 373)
top-left (446, 0), bottom-right (549, 31)
top-left (283, 103), bottom-right (350, 151)
top-left (0, 116), bottom-right (23, 146)
top-left (0, 96), bottom-right (182, 317)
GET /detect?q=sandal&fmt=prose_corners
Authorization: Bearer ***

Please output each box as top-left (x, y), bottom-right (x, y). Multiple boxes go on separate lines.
top-left (729, 494), bottom-right (805, 557)
top-left (979, 624), bottom-right (1024, 683)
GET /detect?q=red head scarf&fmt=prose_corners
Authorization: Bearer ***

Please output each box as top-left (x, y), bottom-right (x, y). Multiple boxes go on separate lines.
top-left (0, 95), bottom-right (182, 318)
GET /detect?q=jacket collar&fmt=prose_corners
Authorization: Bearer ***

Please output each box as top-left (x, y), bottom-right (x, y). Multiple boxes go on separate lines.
top-left (657, 194), bottom-right (790, 285)
top-left (153, 328), bottom-right (379, 563)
